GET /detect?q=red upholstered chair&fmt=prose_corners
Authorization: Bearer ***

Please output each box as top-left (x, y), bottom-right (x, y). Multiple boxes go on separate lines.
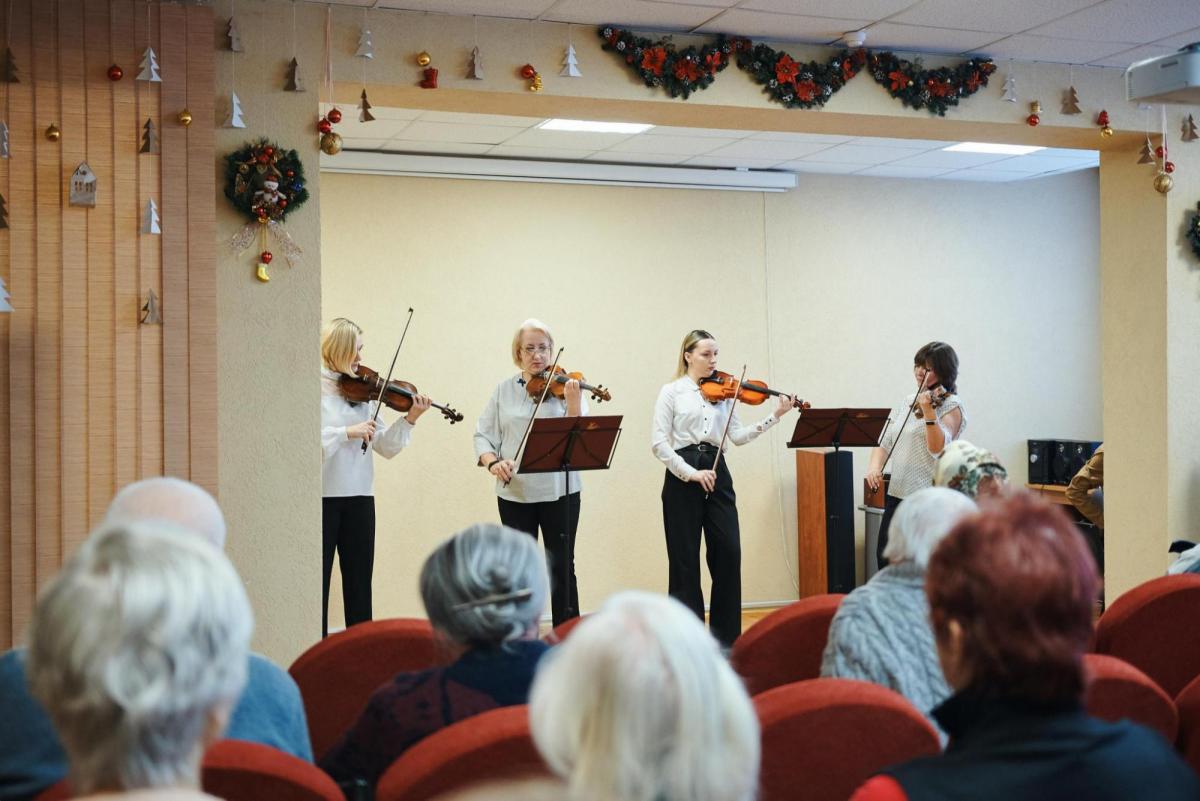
top-left (1093, 574), bottom-right (1200, 698)
top-left (1175, 673), bottom-right (1200, 773)
top-left (34, 741), bottom-right (342, 801)
top-left (289, 617), bottom-right (441, 759)
top-left (730, 594), bottom-right (844, 696)
top-left (374, 705), bottom-right (550, 801)
top-left (1082, 653), bottom-right (1178, 742)
top-left (543, 614), bottom-right (587, 645)
top-left (755, 678), bottom-right (940, 801)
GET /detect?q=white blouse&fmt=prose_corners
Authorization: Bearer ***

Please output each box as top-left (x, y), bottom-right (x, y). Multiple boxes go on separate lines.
top-left (473, 374), bottom-right (590, 504)
top-left (650, 376), bottom-right (779, 482)
top-left (879, 392), bottom-right (967, 500)
top-left (321, 368), bottom-right (414, 498)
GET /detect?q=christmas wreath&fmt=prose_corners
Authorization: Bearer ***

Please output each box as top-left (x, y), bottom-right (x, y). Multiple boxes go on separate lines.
top-left (599, 26), bottom-right (734, 99)
top-left (1188, 202), bottom-right (1200, 262)
top-left (223, 139), bottom-right (307, 281)
top-left (735, 43), bottom-right (866, 110)
top-left (867, 51), bottom-right (997, 117)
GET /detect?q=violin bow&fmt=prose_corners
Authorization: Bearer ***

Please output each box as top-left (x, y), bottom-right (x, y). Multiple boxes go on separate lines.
top-left (877, 371), bottom-right (932, 475)
top-left (362, 307), bottom-right (414, 454)
top-left (706, 364), bottom-right (748, 499)
top-left (505, 347), bottom-right (564, 488)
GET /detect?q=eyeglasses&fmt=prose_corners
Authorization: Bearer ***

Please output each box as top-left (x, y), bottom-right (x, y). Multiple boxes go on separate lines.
top-left (522, 345), bottom-right (552, 355)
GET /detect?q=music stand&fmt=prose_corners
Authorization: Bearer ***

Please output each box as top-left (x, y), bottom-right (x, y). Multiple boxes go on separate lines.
top-left (517, 415), bottom-right (622, 620)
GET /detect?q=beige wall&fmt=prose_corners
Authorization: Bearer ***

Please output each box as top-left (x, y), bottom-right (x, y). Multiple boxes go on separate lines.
top-left (321, 169), bottom-right (1101, 620)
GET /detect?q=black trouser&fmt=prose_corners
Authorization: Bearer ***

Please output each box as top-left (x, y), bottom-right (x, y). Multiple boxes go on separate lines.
top-left (498, 492), bottom-right (581, 626)
top-left (662, 445), bottom-right (741, 649)
top-left (877, 493), bottom-right (903, 569)
top-left (322, 495), bottom-right (376, 639)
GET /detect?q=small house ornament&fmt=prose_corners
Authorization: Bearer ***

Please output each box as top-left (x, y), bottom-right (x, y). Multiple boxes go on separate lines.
top-left (69, 163), bottom-right (97, 207)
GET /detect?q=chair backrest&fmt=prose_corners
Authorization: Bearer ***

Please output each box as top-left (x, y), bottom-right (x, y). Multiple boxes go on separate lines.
top-left (542, 614), bottom-right (587, 645)
top-left (1175, 672), bottom-right (1200, 774)
top-left (730, 595), bottom-right (844, 696)
top-left (289, 617), bottom-right (440, 758)
top-left (1082, 654), bottom-right (1178, 742)
top-left (755, 678), bottom-right (940, 801)
top-left (375, 705), bottom-right (549, 801)
top-left (33, 740), bottom-right (343, 801)
top-left (1093, 574), bottom-right (1200, 697)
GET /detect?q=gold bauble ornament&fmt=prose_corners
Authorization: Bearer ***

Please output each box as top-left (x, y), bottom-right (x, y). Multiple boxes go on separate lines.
top-left (1100, 125), bottom-right (1114, 138)
top-left (256, 263), bottom-right (271, 282)
top-left (45, 123), bottom-right (60, 141)
top-left (178, 109), bottom-right (193, 126)
top-left (1153, 172), bottom-right (1173, 194)
top-left (416, 51), bottom-right (432, 67)
top-left (320, 131), bottom-right (343, 155)
top-left (238, 163), bottom-right (250, 174)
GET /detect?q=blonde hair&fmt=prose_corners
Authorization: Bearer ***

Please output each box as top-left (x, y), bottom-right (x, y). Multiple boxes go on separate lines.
top-left (675, 329), bottom-right (714, 378)
top-left (321, 317), bottom-right (362, 374)
top-left (511, 318), bottom-right (555, 368)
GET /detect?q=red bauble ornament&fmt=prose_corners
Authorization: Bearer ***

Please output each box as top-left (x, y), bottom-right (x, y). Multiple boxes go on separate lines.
top-left (277, 199), bottom-right (287, 208)
top-left (1096, 110), bottom-right (1110, 126)
top-left (1155, 145), bottom-right (1166, 159)
top-left (318, 118), bottom-right (332, 134)
top-left (285, 169), bottom-right (295, 178)
top-left (257, 153), bottom-right (270, 164)
top-left (260, 251), bottom-right (273, 264)
top-left (519, 64), bottom-right (536, 80)
top-left (107, 64), bottom-right (123, 81)
top-left (263, 146), bottom-right (275, 157)
top-left (1027, 114), bottom-right (1040, 127)
top-left (1165, 161), bottom-right (1176, 173)
top-left (327, 108), bottom-right (342, 124)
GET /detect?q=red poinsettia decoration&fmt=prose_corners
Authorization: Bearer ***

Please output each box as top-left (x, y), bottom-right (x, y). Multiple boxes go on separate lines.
top-left (775, 54), bottom-right (799, 85)
top-left (889, 69), bottom-right (911, 91)
top-left (842, 59), bottom-right (856, 81)
top-left (674, 58), bottom-right (702, 82)
top-left (705, 51), bottom-right (723, 73)
top-left (641, 46), bottom-right (667, 76)
top-left (927, 79), bottom-right (954, 98)
top-left (965, 71), bottom-right (982, 92)
top-left (796, 80), bottom-right (817, 102)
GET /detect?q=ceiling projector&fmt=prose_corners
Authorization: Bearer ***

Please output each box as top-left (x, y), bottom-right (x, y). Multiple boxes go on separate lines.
top-left (1126, 43), bottom-right (1200, 104)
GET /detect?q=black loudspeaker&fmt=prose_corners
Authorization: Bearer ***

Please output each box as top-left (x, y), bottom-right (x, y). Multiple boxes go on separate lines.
top-left (1049, 439), bottom-right (1103, 485)
top-left (823, 450), bottom-right (855, 594)
top-left (1028, 440), bottom-right (1053, 484)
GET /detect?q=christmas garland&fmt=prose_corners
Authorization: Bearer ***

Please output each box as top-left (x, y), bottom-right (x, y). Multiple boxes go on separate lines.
top-left (223, 139), bottom-right (308, 222)
top-left (1188, 202), bottom-right (1200, 262)
top-left (867, 51), bottom-right (997, 117)
top-left (598, 26), bottom-right (997, 116)
top-left (599, 26), bottom-right (734, 99)
top-left (735, 42), bottom-right (866, 109)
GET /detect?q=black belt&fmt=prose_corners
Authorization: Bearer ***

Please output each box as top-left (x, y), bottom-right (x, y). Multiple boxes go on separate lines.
top-left (677, 443), bottom-right (720, 455)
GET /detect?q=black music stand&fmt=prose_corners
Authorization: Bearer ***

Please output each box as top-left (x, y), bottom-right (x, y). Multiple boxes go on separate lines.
top-left (518, 415), bottom-right (622, 620)
top-left (788, 408), bottom-right (891, 591)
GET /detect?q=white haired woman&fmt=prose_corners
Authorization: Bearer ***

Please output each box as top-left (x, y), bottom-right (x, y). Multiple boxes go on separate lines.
top-left (530, 591), bottom-right (759, 801)
top-left (821, 487), bottom-right (976, 731)
top-left (474, 319), bottom-right (586, 626)
top-left (934, 440), bottom-right (1008, 501)
top-left (320, 523), bottom-right (550, 789)
top-left (26, 522), bottom-right (253, 800)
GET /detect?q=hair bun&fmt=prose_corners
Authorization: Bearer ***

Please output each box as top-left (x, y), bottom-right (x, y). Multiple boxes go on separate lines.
top-left (486, 565), bottom-right (512, 594)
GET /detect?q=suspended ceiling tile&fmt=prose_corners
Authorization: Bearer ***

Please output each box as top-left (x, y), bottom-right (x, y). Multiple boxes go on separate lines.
top-left (779, 160), bottom-right (864, 173)
top-left (934, 169), bottom-right (1026, 182)
top-left (653, 0), bottom-right (744, 8)
top-left (692, 9), bottom-right (873, 41)
top-left (981, 34), bottom-right (1135, 64)
top-left (887, 149), bottom-right (1013, 168)
top-left (604, 134), bottom-right (735, 155)
top-left (748, 131), bottom-right (853, 144)
top-left (984, 154), bottom-right (1103, 172)
top-left (342, 139), bottom-right (394, 150)
top-left (889, 0), bottom-right (1100, 34)
top-left (1031, 0), bottom-right (1200, 44)
top-left (366, 106), bottom-right (425, 121)
top-left (542, 0), bottom-right (721, 30)
top-left (1091, 43), bottom-right (1175, 67)
top-left (847, 136), bottom-right (949, 149)
top-left (797, 142), bottom-right (921, 164)
top-left (336, 118), bottom-right (417, 138)
top-left (383, 141), bottom-right (496, 154)
top-left (501, 127), bottom-right (637, 149)
top-left (1036, 147), bottom-right (1101, 160)
top-left (417, 110), bottom-right (544, 127)
top-left (643, 125), bottom-right (758, 138)
top-left (486, 145), bottom-right (601, 160)
top-left (683, 155), bottom-right (789, 168)
top-left (397, 121), bottom-right (523, 145)
top-left (374, 0), bottom-right (559, 16)
top-left (703, 138), bottom-right (840, 160)
top-left (858, 22), bottom-right (1007, 54)
top-left (854, 164), bottom-right (954, 178)
top-left (1153, 26), bottom-right (1200, 49)
top-left (584, 151), bottom-right (692, 165)
top-left (742, 0), bottom-right (922, 19)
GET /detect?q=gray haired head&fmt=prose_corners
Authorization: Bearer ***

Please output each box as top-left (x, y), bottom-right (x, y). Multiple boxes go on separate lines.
top-left (419, 523), bottom-right (547, 648)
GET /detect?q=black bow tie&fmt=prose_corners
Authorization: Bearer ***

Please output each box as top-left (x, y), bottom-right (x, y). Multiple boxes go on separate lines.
top-left (517, 378), bottom-right (526, 386)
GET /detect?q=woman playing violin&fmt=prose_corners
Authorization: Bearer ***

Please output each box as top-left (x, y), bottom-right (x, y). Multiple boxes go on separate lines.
top-left (321, 317), bottom-right (431, 638)
top-left (473, 319), bottom-right (586, 625)
top-left (651, 329), bottom-right (797, 649)
top-left (865, 341), bottom-right (966, 569)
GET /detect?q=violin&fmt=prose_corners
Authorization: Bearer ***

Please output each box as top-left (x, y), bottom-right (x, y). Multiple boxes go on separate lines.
top-left (699, 370), bottom-right (810, 410)
top-left (338, 365), bottom-right (464, 424)
top-left (912, 383), bottom-right (949, 419)
top-left (526, 367), bottom-right (612, 403)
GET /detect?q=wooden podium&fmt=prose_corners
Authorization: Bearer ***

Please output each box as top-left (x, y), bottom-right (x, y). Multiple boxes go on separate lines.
top-left (795, 449), bottom-right (854, 596)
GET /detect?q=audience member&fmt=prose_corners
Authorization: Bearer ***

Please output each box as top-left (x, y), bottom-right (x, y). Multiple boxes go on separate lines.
top-left (850, 493), bottom-right (1199, 801)
top-left (529, 591), bottom-right (758, 801)
top-left (1065, 444), bottom-right (1103, 528)
top-left (0, 478), bottom-right (312, 801)
top-left (822, 488), bottom-right (976, 732)
top-left (26, 522), bottom-right (252, 800)
top-left (320, 523), bottom-right (549, 788)
top-left (933, 440), bottom-right (1008, 500)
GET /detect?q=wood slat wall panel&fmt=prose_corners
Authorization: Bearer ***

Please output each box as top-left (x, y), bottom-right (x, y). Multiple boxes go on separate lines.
top-left (7, 0), bottom-right (37, 640)
top-left (185, 5), bottom-right (216, 495)
top-left (59, 0), bottom-right (88, 556)
top-left (159, 2), bottom-right (187, 479)
top-left (136, 0), bottom-right (162, 479)
top-left (85, 0), bottom-right (115, 530)
top-left (0, 0), bottom-right (11, 648)
top-left (32, 0), bottom-right (63, 592)
top-left (113, 0), bottom-right (138, 491)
